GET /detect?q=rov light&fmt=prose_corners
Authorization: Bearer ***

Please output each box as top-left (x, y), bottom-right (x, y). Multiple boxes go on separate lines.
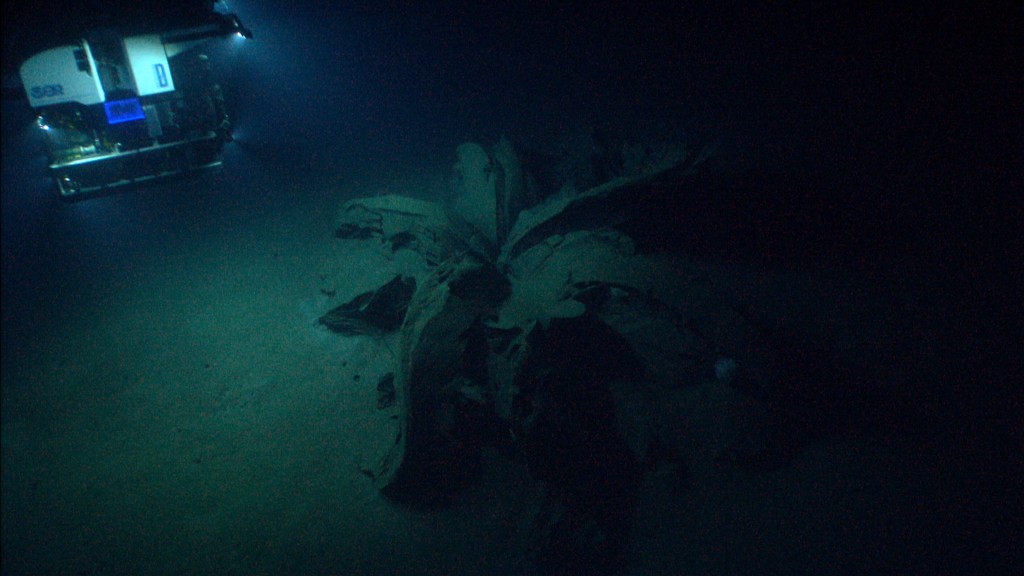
top-left (36, 116), bottom-right (50, 131)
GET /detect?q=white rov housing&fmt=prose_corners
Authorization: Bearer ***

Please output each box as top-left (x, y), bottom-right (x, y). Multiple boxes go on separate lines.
top-left (20, 42), bottom-right (107, 108)
top-left (21, 34), bottom-right (182, 108)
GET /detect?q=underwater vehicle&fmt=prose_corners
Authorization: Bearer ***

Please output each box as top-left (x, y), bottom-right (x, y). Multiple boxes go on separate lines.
top-left (18, 11), bottom-right (252, 200)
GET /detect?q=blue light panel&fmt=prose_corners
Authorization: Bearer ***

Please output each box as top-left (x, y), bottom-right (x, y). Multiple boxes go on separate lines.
top-left (104, 98), bottom-right (145, 124)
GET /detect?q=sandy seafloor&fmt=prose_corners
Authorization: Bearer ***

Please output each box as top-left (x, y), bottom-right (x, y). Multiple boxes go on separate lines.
top-left (1, 147), bottom-right (1008, 576)
top-left (0, 117), bottom-right (564, 574)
